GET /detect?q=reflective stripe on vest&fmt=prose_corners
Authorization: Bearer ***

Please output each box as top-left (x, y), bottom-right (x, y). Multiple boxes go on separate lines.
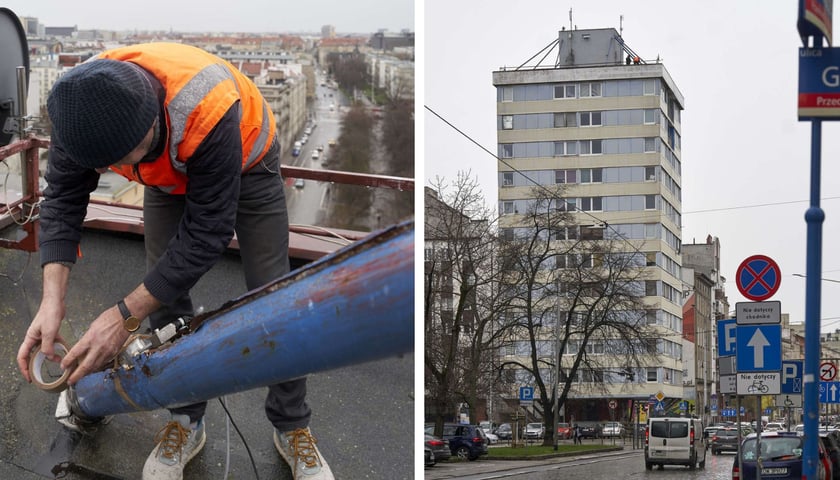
top-left (97, 43), bottom-right (276, 193)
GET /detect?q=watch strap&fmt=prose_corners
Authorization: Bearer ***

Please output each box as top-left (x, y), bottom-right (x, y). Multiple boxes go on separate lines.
top-left (116, 299), bottom-right (132, 320)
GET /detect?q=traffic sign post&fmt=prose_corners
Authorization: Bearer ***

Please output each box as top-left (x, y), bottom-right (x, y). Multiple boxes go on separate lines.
top-left (820, 361), bottom-right (837, 381)
top-left (736, 255), bottom-right (782, 301)
top-left (782, 360), bottom-right (803, 394)
top-left (735, 324), bottom-right (782, 372)
top-left (519, 386), bottom-right (534, 407)
top-left (798, 8), bottom-right (833, 476)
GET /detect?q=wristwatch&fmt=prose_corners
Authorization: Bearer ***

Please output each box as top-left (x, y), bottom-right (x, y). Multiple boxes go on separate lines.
top-left (116, 299), bottom-right (141, 332)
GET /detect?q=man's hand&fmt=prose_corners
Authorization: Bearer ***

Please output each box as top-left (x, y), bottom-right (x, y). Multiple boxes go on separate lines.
top-left (17, 300), bottom-right (66, 383)
top-left (61, 306), bottom-right (131, 385)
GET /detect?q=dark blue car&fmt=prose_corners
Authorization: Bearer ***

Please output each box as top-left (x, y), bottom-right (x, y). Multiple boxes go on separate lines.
top-left (425, 424), bottom-right (488, 461)
top-left (732, 431), bottom-right (826, 480)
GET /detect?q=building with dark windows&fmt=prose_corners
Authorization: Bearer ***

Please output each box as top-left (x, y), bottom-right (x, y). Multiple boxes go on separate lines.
top-left (492, 27), bottom-right (686, 425)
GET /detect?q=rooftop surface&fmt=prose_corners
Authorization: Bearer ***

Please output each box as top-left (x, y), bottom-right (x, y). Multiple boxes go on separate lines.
top-left (0, 227), bottom-right (415, 479)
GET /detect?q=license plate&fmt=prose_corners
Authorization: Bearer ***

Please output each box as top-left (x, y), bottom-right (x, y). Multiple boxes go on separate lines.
top-left (761, 468), bottom-right (788, 475)
top-left (650, 450), bottom-right (665, 457)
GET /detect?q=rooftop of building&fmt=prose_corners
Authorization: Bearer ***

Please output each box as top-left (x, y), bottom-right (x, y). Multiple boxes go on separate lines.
top-left (0, 130), bottom-right (414, 478)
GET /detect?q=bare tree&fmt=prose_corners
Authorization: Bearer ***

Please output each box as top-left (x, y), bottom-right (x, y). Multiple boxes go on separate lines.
top-left (497, 186), bottom-right (657, 446)
top-left (424, 173), bottom-right (510, 437)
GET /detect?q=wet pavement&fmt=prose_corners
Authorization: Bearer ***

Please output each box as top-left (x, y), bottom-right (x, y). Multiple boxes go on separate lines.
top-left (0, 229), bottom-right (414, 479)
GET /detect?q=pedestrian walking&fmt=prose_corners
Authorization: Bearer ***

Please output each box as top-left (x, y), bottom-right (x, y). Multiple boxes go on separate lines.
top-left (574, 424), bottom-right (581, 444)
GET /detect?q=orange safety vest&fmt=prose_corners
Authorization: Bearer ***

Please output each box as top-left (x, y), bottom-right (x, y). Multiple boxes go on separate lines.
top-left (98, 43), bottom-right (276, 194)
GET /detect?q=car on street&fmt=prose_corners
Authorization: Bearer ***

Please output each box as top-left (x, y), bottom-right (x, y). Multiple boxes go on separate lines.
top-left (766, 422), bottom-right (785, 432)
top-left (311, 150), bottom-right (320, 160)
top-left (578, 423), bottom-right (600, 439)
top-left (294, 178), bottom-right (305, 188)
top-left (424, 424), bottom-right (488, 461)
top-left (317, 144), bottom-right (324, 152)
top-left (601, 422), bottom-right (625, 438)
top-left (494, 423), bottom-right (512, 440)
top-left (710, 427), bottom-right (740, 455)
top-left (483, 430), bottom-right (499, 444)
top-left (424, 447), bottom-right (435, 467)
top-left (525, 422), bottom-right (545, 440)
top-left (733, 431), bottom-right (827, 480)
top-left (328, 138), bottom-right (337, 147)
top-left (556, 422), bottom-right (572, 440)
top-left (645, 417), bottom-right (706, 470)
top-left (820, 431), bottom-right (840, 480)
top-left (424, 434), bottom-right (451, 463)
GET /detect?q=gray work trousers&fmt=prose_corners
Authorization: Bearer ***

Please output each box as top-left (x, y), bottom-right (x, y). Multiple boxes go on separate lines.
top-left (143, 143), bottom-right (311, 432)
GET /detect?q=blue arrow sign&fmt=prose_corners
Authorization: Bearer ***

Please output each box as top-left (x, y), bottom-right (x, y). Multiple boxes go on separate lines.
top-left (718, 318), bottom-right (737, 357)
top-left (736, 324), bottom-right (782, 371)
top-left (819, 382), bottom-right (840, 403)
top-left (782, 360), bottom-right (803, 394)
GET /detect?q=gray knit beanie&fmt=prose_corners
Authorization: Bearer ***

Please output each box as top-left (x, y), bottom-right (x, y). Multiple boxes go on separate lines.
top-left (47, 59), bottom-right (158, 168)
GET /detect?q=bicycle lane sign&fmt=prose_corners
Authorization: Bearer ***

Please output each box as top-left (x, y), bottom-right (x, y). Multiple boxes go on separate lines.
top-left (737, 371), bottom-right (781, 395)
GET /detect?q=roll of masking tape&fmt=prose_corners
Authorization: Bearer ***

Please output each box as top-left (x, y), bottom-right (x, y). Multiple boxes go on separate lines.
top-left (30, 341), bottom-right (72, 393)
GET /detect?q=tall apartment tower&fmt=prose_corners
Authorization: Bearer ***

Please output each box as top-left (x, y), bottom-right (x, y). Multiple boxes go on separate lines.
top-left (493, 28), bottom-right (686, 419)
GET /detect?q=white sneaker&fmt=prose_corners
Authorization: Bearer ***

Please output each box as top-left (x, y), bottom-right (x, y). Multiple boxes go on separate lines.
top-left (274, 427), bottom-right (335, 479)
top-left (142, 414), bottom-right (206, 480)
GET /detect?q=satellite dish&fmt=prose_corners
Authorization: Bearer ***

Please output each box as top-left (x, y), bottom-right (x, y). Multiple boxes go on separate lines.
top-left (0, 8), bottom-right (29, 147)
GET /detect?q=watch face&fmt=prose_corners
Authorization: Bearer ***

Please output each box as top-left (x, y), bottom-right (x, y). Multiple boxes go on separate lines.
top-left (124, 316), bottom-right (141, 332)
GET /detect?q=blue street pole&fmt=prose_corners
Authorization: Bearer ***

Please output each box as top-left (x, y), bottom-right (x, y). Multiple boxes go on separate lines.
top-left (803, 118), bottom-right (823, 480)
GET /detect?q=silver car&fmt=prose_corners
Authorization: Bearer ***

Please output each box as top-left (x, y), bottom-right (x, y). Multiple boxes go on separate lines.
top-left (602, 421), bottom-right (625, 438)
top-left (525, 422), bottom-right (545, 439)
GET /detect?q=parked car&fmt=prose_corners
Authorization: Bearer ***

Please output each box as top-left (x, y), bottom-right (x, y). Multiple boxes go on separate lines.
top-left (424, 447), bottom-right (435, 467)
top-left (766, 422), bottom-right (785, 432)
top-left (820, 431), bottom-right (840, 480)
top-left (557, 422), bottom-right (572, 440)
top-left (424, 424), bottom-right (488, 461)
top-left (328, 138), bottom-right (337, 147)
top-left (525, 422), bottom-right (545, 440)
top-left (602, 422), bottom-right (625, 438)
top-left (494, 423), bottom-right (512, 440)
top-left (483, 429), bottom-right (499, 445)
top-left (710, 427), bottom-right (740, 455)
top-left (733, 431), bottom-right (827, 480)
top-left (645, 417), bottom-right (706, 470)
top-left (424, 434), bottom-right (451, 463)
top-left (578, 423), bottom-right (600, 439)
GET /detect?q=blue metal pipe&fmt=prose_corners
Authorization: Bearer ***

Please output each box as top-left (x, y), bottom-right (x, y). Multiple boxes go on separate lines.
top-left (72, 221), bottom-right (414, 418)
top-left (804, 119), bottom-right (823, 480)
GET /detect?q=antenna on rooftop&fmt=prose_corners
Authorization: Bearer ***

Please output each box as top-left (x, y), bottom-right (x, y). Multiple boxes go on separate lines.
top-left (569, 8), bottom-right (573, 32)
top-left (0, 7), bottom-right (29, 147)
top-left (620, 14), bottom-right (624, 37)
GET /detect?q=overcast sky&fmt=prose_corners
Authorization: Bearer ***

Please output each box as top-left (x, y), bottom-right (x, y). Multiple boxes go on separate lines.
top-left (425, 0), bottom-right (840, 333)
top-left (2, 0), bottom-right (413, 33)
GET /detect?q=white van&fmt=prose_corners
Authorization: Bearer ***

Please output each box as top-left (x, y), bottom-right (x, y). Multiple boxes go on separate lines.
top-left (645, 417), bottom-right (706, 470)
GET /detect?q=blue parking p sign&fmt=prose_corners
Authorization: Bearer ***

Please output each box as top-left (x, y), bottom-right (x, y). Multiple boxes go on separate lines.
top-left (717, 318), bottom-right (737, 357)
top-left (782, 360), bottom-right (803, 394)
top-left (519, 386), bottom-right (534, 401)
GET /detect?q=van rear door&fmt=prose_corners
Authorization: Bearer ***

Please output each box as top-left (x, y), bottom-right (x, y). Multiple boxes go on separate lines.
top-left (648, 419), bottom-right (691, 461)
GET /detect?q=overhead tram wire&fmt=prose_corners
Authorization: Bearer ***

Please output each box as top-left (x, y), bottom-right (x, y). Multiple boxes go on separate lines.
top-left (426, 106), bottom-right (840, 332)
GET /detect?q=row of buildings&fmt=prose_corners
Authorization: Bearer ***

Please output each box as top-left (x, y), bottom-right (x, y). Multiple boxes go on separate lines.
top-left (11, 14), bottom-right (413, 204)
top-left (425, 27), bottom-right (840, 429)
